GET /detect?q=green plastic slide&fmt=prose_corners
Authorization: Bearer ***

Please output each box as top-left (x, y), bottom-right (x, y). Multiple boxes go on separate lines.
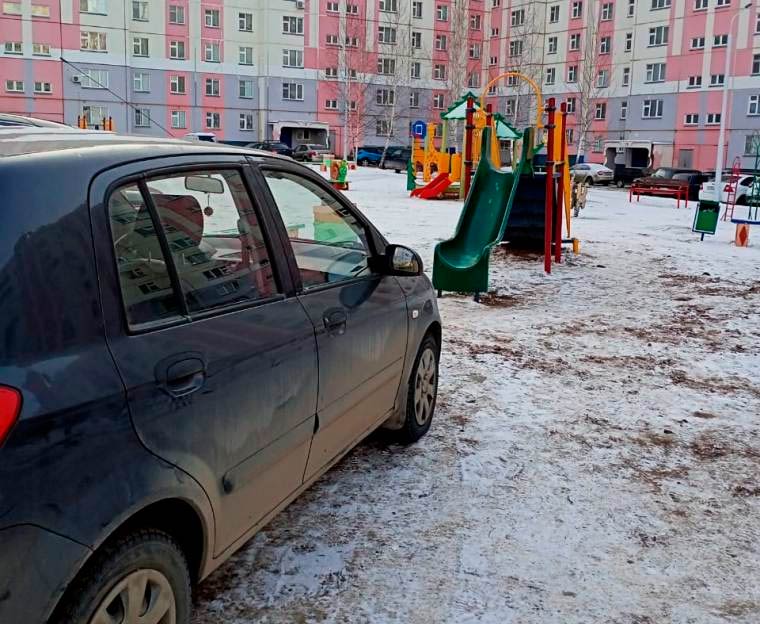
top-left (432, 127), bottom-right (528, 294)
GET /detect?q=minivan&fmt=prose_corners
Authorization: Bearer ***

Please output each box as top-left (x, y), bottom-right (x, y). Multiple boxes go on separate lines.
top-left (0, 127), bottom-right (441, 624)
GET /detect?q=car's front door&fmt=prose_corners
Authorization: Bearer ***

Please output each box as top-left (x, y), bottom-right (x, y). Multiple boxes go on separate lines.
top-left (256, 165), bottom-right (409, 479)
top-left (90, 158), bottom-right (318, 555)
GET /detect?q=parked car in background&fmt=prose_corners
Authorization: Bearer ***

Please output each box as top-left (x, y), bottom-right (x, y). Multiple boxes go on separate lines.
top-left (183, 132), bottom-right (217, 142)
top-left (245, 140), bottom-right (293, 158)
top-left (570, 163), bottom-right (614, 185)
top-left (634, 167), bottom-right (707, 201)
top-left (293, 143), bottom-right (331, 162)
top-left (699, 174), bottom-right (758, 204)
top-left (612, 165), bottom-right (646, 188)
top-left (0, 128), bottom-right (441, 624)
top-left (357, 146), bottom-right (384, 166)
top-left (0, 113), bottom-right (69, 128)
top-left (380, 147), bottom-right (412, 173)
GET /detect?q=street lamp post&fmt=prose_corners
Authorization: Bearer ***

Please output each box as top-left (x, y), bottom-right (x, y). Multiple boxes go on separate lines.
top-left (714, 2), bottom-right (752, 202)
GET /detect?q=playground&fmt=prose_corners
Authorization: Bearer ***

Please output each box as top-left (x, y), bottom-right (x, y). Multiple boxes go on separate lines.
top-left (193, 166), bottom-right (760, 624)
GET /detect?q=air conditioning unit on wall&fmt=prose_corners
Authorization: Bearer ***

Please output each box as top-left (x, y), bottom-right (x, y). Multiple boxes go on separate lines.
top-left (295, 0), bottom-right (305, 8)
top-left (71, 75), bottom-right (81, 84)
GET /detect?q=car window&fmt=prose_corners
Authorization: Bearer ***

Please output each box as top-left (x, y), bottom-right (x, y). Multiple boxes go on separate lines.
top-left (262, 170), bottom-right (372, 288)
top-left (108, 184), bottom-right (183, 326)
top-left (145, 169), bottom-right (279, 314)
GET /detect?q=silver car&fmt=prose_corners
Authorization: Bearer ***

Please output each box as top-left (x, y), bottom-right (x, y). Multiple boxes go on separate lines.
top-left (570, 163), bottom-right (614, 185)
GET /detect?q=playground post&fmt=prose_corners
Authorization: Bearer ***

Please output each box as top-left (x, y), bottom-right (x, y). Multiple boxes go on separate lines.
top-left (544, 98), bottom-right (556, 274)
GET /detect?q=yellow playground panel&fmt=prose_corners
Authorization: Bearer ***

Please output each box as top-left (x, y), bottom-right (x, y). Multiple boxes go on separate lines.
top-left (412, 123), bottom-right (462, 183)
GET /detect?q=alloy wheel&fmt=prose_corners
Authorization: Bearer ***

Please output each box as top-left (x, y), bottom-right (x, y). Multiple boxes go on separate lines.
top-left (89, 569), bottom-right (176, 624)
top-left (414, 348), bottom-right (437, 426)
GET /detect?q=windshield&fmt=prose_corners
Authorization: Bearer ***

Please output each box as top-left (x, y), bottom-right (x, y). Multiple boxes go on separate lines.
top-left (652, 168), bottom-right (673, 178)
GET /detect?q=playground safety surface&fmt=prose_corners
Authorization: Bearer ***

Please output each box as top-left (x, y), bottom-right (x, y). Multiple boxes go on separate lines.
top-left (193, 169), bottom-right (760, 624)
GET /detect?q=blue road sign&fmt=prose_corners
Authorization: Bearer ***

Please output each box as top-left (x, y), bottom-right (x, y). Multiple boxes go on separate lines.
top-left (412, 120), bottom-right (426, 138)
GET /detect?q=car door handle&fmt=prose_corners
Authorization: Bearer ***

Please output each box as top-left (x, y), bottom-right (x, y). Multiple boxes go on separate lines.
top-left (164, 358), bottom-right (206, 398)
top-left (323, 307), bottom-right (348, 336)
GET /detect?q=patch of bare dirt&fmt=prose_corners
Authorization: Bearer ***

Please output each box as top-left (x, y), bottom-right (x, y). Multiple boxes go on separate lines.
top-left (692, 410), bottom-right (719, 419)
top-left (715, 600), bottom-right (760, 618)
top-left (478, 292), bottom-right (521, 307)
top-left (669, 370), bottom-right (760, 400)
top-left (689, 431), bottom-right (760, 462)
top-left (579, 354), bottom-right (675, 370)
top-left (732, 484), bottom-right (760, 498)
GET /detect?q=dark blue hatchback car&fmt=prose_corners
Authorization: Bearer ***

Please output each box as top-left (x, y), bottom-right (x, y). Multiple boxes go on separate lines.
top-left (0, 127), bottom-right (441, 624)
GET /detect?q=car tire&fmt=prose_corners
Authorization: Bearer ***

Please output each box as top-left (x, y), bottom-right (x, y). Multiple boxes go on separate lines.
top-left (585, 177), bottom-right (594, 186)
top-left (52, 529), bottom-right (191, 624)
top-left (616, 179), bottom-right (625, 188)
top-left (359, 158), bottom-right (369, 166)
top-left (395, 169), bottom-right (402, 174)
top-left (395, 334), bottom-right (439, 445)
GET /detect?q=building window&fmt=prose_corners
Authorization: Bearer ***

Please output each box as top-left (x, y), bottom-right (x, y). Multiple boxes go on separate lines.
top-left (505, 99), bottom-right (515, 116)
top-left (132, 1), bottom-right (148, 20)
top-left (239, 46), bottom-right (253, 65)
top-left (433, 64), bottom-right (447, 80)
top-left (412, 0), bottom-right (422, 18)
top-left (706, 112), bottom-right (721, 124)
top-left (169, 75), bottom-right (186, 94)
top-left (753, 54), bottom-right (760, 75)
top-left (510, 40), bottom-right (523, 56)
top-left (80, 0), bottom-right (107, 14)
top-left (602, 3), bottom-right (613, 19)
top-left (435, 35), bottom-right (447, 51)
top-left (3, 41), bottom-right (22, 54)
top-left (568, 65), bottom-right (578, 82)
top-left (600, 36), bottom-right (611, 54)
top-left (695, 0), bottom-right (708, 9)
top-left (550, 5), bottom-right (560, 22)
top-left (691, 36), bottom-right (705, 49)
top-left (748, 95), bottom-right (760, 115)
top-left (713, 34), bottom-right (728, 47)
top-left (433, 93), bottom-right (445, 109)
top-left (376, 88), bottom-right (395, 106)
top-left (346, 3), bottom-right (358, 14)
top-left (83, 105), bottom-right (108, 126)
top-left (595, 102), bottom-right (607, 119)
top-left (377, 57), bottom-right (396, 75)
top-left (283, 49), bottom-right (303, 68)
top-left (622, 66), bottom-right (631, 86)
top-left (546, 67), bottom-right (556, 84)
top-left (410, 91), bottom-right (420, 107)
top-left (282, 82), bottom-right (303, 100)
top-left (593, 137), bottom-right (603, 152)
top-left (32, 7), bottom-right (50, 19)
top-left (710, 73), bottom-right (725, 87)
top-left (326, 34), bottom-right (339, 46)
top-left (239, 79), bottom-right (254, 98)
top-left (5, 79), bottom-right (24, 93)
top-left (169, 40), bottom-right (186, 59)
top-left (642, 99), bottom-right (664, 118)
top-left (410, 61), bottom-right (421, 79)
top-left (206, 112), bottom-right (221, 129)
top-left (597, 69), bottom-right (609, 87)
top-left (412, 31), bottom-right (422, 48)
top-left (511, 9), bottom-right (525, 26)
top-left (548, 37), bottom-right (558, 54)
top-left (326, 1), bottom-right (338, 11)
top-left (569, 33), bottom-right (580, 51)
top-left (716, 0), bottom-right (730, 5)
top-left (282, 16), bottom-right (304, 34)
top-left (469, 43), bottom-right (481, 59)
top-left (324, 99), bottom-right (338, 110)
top-left (204, 9), bottom-right (220, 28)
top-left (80, 31), bottom-right (107, 51)
top-left (169, 5), bottom-right (185, 24)
top-left (567, 97), bottom-right (576, 113)
top-left (376, 119), bottom-right (392, 137)
top-left (621, 101), bottom-right (628, 119)
top-left (378, 26), bottom-right (397, 44)
top-left (628, 0), bottom-right (636, 15)
top-left (33, 43), bottom-right (51, 56)
top-left (492, 0), bottom-right (501, 6)
top-left (132, 37), bottom-right (149, 57)
top-left (379, 0), bottom-right (398, 11)
top-left (489, 56), bottom-right (498, 66)
top-left (684, 113), bottom-right (699, 125)
top-left (471, 13), bottom-right (482, 29)
top-left (240, 113), bottom-right (254, 130)
top-left (324, 66), bottom-right (338, 79)
top-left (2, 1), bottom-right (21, 14)
top-left (134, 108), bottom-right (150, 127)
top-left (651, 0), bottom-right (671, 8)
top-left (649, 26), bottom-right (669, 46)
top-left (467, 72), bottom-right (481, 88)
top-left (491, 27), bottom-right (500, 37)
top-left (625, 32), bottom-right (633, 51)
top-left (688, 75), bottom-right (702, 88)
top-left (239, 12), bottom-right (253, 32)
top-left (205, 78), bottom-right (220, 97)
top-left (566, 128), bottom-right (574, 144)
top-left (506, 75), bottom-right (517, 87)
top-left (80, 69), bottom-right (109, 88)
top-left (33, 80), bottom-right (51, 93)
top-left (204, 42), bottom-right (220, 62)
top-left (171, 110), bottom-right (186, 129)
top-left (436, 4), bottom-right (448, 20)
top-left (646, 63), bottom-right (666, 82)
top-left (133, 71), bottom-right (150, 92)
top-left (571, 1), bottom-right (583, 18)
top-left (745, 135), bottom-right (760, 155)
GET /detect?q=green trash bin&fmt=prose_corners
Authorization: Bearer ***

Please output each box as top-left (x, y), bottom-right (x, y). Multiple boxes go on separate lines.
top-left (692, 199), bottom-right (720, 237)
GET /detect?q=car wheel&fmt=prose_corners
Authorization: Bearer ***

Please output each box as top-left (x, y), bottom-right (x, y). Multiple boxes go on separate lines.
top-left (585, 177), bottom-right (594, 186)
top-left (394, 169), bottom-right (402, 174)
top-left (395, 334), bottom-right (439, 444)
top-left (359, 158), bottom-right (369, 166)
top-left (616, 179), bottom-right (625, 188)
top-left (52, 529), bottom-right (191, 624)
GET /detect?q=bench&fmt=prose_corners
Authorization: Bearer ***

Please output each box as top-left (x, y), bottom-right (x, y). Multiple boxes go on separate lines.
top-left (629, 184), bottom-right (688, 209)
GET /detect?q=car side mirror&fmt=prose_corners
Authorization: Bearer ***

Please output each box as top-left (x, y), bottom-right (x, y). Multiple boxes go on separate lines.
top-left (385, 244), bottom-right (423, 276)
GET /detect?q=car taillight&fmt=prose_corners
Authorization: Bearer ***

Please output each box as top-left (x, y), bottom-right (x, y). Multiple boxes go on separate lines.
top-left (724, 185), bottom-right (733, 192)
top-left (309, 151), bottom-right (316, 157)
top-left (0, 386), bottom-right (21, 446)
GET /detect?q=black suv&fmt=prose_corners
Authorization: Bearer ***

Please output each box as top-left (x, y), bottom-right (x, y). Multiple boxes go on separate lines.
top-left (244, 140), bottom-right (293, 158)
top-left (0, 128), bottom-right (441, 623)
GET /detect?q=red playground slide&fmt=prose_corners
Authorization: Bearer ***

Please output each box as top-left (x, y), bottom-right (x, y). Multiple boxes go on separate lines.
top-left (410, 172), bottom-right (453, 199)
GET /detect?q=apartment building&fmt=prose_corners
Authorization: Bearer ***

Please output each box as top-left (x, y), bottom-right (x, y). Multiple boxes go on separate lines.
top-left (1, 0), bottom-right (759, 166)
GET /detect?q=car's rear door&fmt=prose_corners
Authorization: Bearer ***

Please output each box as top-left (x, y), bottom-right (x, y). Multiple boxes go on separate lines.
top-left (251, 162), bottom-right (409, 480)
top-left (89, 155), bottom-right (318, 555)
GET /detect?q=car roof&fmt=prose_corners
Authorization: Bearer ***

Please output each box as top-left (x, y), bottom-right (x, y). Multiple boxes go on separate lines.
top-left (0, 127), bottom-right (288, 164)
top-left (0, 113), bottom-right (69, 128)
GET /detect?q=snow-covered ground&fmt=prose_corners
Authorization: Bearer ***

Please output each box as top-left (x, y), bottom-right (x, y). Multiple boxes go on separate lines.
top-left (193, 167), bottom-right (760, 624)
